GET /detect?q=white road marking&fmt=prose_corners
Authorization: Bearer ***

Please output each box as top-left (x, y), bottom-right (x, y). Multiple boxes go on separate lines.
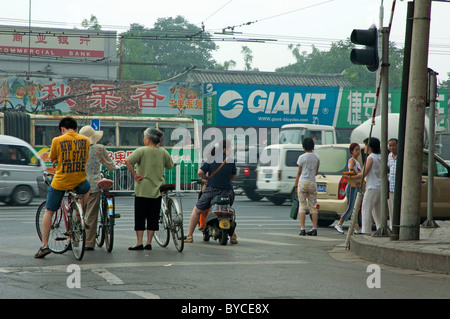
top-left (1, 259), bottom-right (309, 274)
top-left (92, 268), bottom-right (124, 285)
top-left (127, 290), bottom-right (160, 299)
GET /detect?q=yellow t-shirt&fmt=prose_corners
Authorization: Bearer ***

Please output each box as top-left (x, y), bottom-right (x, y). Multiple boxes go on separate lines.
top-left (49, 132), bottom-right (90, 191)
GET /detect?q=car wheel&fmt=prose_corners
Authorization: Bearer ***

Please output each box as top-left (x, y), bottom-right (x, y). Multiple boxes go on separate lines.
top-left (317, 219), bottom-right (334, 228)
top-left (268, 196), bottom-right (285, 205)
top-left (244, 189), bottom-right (263, 201)
top-left (11, 186), bottom-right (33, 206)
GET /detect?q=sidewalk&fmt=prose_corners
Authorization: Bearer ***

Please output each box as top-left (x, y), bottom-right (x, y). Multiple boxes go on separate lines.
top-left (350, 221), bottom-right (450, 275)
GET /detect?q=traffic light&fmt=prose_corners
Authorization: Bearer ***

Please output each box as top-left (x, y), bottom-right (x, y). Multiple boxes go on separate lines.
top-left (350, 26), bottom-right (379, 72)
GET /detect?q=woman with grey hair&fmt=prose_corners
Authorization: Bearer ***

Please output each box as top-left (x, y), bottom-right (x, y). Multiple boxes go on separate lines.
top-left (125, 128), bottom-right (176, 250)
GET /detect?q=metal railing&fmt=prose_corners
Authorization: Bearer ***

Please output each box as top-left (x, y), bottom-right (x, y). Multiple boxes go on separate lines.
top-left (107, 164), bottom-right (202, 193)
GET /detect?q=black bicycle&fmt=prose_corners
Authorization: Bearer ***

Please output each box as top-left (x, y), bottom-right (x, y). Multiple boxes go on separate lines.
top-left (96, 170), bottom-right (120, 252)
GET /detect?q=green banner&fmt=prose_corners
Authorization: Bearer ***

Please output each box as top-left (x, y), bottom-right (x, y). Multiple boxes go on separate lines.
top-left (336, 87), bottom-right (448, 129)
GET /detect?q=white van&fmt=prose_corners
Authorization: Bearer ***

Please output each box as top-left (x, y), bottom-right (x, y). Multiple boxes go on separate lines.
top-left (279, 123), bottom-right (336, 145)
top-left (0, 135), bottom-right (45, 205)
top-left (255, 144), bottom-right (305, 205)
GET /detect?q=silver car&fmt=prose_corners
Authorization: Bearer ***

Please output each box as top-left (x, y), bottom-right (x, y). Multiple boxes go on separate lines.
top-left (0, 135), bottom-right (45, 205)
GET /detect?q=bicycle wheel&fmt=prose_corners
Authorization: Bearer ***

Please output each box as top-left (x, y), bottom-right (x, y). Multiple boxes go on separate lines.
top-left (96, 196), bottom-right (106, 247)
top-left (70, 201), bottom-right (85, 261)
top-left (104, 196), bottom-right (114, 252)
top-left (154, 204), bottom-right (170, 247)
top-left (35, 201), bottom-right (70, 254)
top-left (168, 197), bottom-right (184, 252)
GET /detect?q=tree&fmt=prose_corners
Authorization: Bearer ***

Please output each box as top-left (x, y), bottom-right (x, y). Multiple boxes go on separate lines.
top-left (276, 40), bottom-right (404, 88)
top-left (119, 16), bottom-right (218, 81)
top-left (81, 15), bottom-right (101, 31)
top-left (119, 24), bottom-right (160, 81)
top-left (241, 46), bottom-right (259, 71)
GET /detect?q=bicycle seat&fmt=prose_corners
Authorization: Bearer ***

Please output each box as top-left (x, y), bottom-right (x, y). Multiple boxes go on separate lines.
top-left (160, 183), bottom-right (176, 192)
top-left (97, 178), bottom-right (114, 190)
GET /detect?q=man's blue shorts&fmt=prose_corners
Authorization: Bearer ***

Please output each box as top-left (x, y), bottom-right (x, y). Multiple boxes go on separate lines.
top-left (45, 180), bottom-right (90, 212)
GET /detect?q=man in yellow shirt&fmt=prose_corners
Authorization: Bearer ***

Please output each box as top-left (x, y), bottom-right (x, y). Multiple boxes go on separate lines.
top-left (35, 117), bottom-right (91, 258)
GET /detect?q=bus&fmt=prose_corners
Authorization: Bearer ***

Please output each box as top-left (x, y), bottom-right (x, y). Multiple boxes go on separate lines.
top-left (0, 111), bottom-right (202, 192)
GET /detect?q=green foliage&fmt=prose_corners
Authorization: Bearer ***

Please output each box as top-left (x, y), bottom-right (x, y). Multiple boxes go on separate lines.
top-left (81, 15), bottom-right (101, 31)
top-left (119, 16), bottom-right (218, 81)
top-left (276, 39), bottom-right (405, 89)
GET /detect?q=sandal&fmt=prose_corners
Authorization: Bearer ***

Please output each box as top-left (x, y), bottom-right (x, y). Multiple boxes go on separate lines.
top-left (184, 235), bottom-right (193, 243)
top-left (230, 236), bottom-right (238, 244)
top-left (34, 247), bottom-right (51, 258)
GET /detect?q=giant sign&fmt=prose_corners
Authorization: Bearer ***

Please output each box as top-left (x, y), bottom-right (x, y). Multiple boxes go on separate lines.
top-left (204, 83), bottom-right (341, 127)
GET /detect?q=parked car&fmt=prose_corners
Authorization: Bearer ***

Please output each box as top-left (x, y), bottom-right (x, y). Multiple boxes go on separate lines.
top-left (255, 144), bottom-right (305, 205)
top-left (0, 135), bottom-right (45, 205)
top-left (314, 144), bottom-right (450, 227)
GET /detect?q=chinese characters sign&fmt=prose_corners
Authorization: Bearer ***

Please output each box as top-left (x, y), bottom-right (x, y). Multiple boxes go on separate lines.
top-left (0, 27), bottom-right (105, 58)
top-left (336, 87), bottom-right (448, 130)
top-left (0, 77), bottom-right (203, 118)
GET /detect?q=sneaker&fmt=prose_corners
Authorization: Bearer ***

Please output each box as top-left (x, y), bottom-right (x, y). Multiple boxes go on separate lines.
top-left (306, 229), bottom-right (317, 236)
top-left (335, 224), bottom-right (344, 234)
top-left (184, 235), bottom-right (193, 243)
top-left (299, 229), bottom-right (306, 236)
top-left (34, 247), bottom-right (51, 258)
top-left (354, 229), bottom-right (362, 234)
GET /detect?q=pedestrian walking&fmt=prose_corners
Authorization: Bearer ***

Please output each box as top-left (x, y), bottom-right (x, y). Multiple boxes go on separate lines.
top-left (294, 137), bottom-right (320, 236)
top-left (125, 128), bottom-right (176, 251)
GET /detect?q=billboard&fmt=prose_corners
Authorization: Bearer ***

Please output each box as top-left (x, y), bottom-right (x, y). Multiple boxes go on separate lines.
top-left (336, 87), bottom-right (449, 130)
top-left (204, 83), bottom-right (341, 127)
top-left (0, 77), bottom-right (203, 118)
top-left (0, 26), bottom-right (105, 59)
top-left (204, 83), bottom-right (449, 130)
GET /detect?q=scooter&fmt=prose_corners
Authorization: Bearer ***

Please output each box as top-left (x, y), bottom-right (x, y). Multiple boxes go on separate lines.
top-left (203, 195), bottom-right (236, 245)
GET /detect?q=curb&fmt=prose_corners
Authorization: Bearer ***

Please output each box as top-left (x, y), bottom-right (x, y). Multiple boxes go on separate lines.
top-left (350, 236), bottom-right (450, 275)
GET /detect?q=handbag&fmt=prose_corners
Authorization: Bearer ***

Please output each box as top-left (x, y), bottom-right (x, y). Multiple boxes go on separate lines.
top-left (290, 196), bottom-right (299, 220)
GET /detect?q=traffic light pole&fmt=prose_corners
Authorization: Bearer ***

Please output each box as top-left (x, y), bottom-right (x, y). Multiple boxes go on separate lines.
top-left (400, 0), bottom-right (432, 241)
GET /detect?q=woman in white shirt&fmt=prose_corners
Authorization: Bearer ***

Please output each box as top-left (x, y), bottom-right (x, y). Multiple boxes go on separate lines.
top-left (352, 137), bottom-right (382, 235)
top-left (294, 137), bottom-right (320, 236)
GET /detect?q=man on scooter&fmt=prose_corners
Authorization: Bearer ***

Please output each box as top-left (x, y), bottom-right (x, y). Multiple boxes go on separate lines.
top-left (185, 139), bottom-right (237, 244)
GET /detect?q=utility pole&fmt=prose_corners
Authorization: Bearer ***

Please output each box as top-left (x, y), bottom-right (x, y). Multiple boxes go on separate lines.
top-left (391, 1), bottom-right (414, 241)
top-left (374, 27), bottom-right (390, 237)
top-left (399, 0), bottom-right (432, 241)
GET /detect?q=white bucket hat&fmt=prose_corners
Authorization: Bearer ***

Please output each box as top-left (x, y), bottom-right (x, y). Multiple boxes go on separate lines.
top-left (79, 125), bottom-right (103, 145)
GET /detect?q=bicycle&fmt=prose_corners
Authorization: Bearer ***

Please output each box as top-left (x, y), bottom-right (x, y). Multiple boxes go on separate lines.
top-left (96, 169), bottom-right (120, 252)
top-left (35, 172), bottom-right (87, 261)
top-left (154, 183), bottom-right (184, 252)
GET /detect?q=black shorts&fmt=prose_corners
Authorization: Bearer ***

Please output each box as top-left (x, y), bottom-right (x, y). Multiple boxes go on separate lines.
top-left (134, 196), bottom-right (162, 231)
top-left (196, 187), bottom-right (235, 211)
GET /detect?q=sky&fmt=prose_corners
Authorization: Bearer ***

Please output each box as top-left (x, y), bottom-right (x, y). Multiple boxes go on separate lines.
top-left (1, 0), bottom-right (450, 82)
